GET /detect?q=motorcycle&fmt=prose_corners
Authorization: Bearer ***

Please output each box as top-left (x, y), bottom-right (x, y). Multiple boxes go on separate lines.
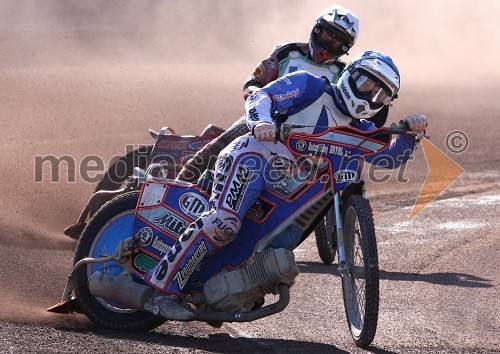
top-left (49, 122), bottom-right (421, 348)
top-left (63, 123), bottom-right (339, 265)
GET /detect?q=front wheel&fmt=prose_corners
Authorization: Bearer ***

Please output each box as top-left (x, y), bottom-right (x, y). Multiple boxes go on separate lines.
top-left (341, 195), bottom-right (379, 348)
top-left (73, 191), bottom-right (165, 331)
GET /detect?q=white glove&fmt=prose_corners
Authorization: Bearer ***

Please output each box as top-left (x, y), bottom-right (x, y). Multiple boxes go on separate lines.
top-left (405, 114), bottom-right (428, 133)
top-left (244, 85), bottom-right (261, 99)
top-left (252, 122), bottom-right (276, 142)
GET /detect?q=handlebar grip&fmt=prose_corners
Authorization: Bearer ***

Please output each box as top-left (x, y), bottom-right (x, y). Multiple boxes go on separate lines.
top-left (389, 121), bottom-right (430, 139)
top-left (389, 121), bottom-right (408, 131)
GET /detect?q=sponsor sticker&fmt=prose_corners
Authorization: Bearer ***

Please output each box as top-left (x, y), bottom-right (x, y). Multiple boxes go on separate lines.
top-left (213, 155), bottom-right (234, 202)
top-left (137, 227), bottom-right (154, 247)
top-left (224, 165), bottom-right (253, 212)
top-left (212, 216), bottom-right (239, 243)
top-left (329, 145), bottom-right (345, 156)
top-left (246, 198), bottom-right (274, 222)
top-left (153, 211), bottom-right (189, 238)
top-left (133, 253), bottom-right (158, 274)
top-left (303, 142), bottom-right (345, 156)
top-left (173, 240), bottom-right (209, 290)
top-left (179, 192), bottom-right (209, 219)
top-left (334, 169), bottom-right (358, 182)
top-left (247, 107), bottom-right (259, 121)
top-left (296, 140), bottom-right (307, 152)
top-left (307, 142), bottom-right (329, 155)
top-left (158, 140), bottom-right (188, 150)
top-left (254, 64), bottom-right (265, 78)
top-left (151, 235), bottom-right (172, 256)
top-left (340, 82), bottom-right (351, 99)
top-left (274, 88), bottom-right (299, 101)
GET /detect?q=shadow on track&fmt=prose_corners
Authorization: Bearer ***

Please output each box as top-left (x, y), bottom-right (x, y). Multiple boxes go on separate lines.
top-left (297, 262), bottom-right (493, 288)
top-left (56, 326), bottom-right (353, 353)
top-left (378, 270), bottom-right (493, 288)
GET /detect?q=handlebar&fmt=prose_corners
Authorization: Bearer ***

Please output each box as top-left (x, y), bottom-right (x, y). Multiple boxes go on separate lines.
top-left (277, 122), bottom-right (430, 142)
top-left (387, 122), bottom-right (430, 139)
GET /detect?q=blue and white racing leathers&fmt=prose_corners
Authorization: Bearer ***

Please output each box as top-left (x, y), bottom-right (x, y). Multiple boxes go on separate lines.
top-left (145, 70), bottom-right (416, 295)
top-left (245, 70), bottom-right (416, 168)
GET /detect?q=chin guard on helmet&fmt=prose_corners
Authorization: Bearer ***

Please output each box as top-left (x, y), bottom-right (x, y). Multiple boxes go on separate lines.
top-left (309, 5), bottom-right (359, 64)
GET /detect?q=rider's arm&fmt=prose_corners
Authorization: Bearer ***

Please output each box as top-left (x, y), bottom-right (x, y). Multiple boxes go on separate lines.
top-left (244, 70), bottom-right (326, 131)
top-left (243, 44), bottom-right (282, 100)
top-left (243, 42), bottom-right (310, 100)
top-left (353, 119), bottom-right (417, 169)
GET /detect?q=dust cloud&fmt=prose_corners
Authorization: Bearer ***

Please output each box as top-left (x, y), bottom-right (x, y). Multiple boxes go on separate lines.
top-left (0, 0), bottom-right (498, 325)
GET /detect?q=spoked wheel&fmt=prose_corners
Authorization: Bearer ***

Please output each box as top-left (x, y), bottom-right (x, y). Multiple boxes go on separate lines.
top-left (74, 191), bottom-right (165, 331)
top-left (315, 206), bottom-right (337, 264)
top-left (341, 194), bottom-right (379, 348)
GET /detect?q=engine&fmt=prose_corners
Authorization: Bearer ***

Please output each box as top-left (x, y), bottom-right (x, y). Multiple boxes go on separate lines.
top-left (203, 248), bottom-right (299, 312)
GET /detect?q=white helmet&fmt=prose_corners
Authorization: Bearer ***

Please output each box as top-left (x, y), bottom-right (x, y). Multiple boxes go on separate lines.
top-left (337, 50), bottom-right (400, 119)
top-left (309, 5), bottom-right (359, 64)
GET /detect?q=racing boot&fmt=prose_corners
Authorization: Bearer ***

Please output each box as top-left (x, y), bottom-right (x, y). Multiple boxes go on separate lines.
top-left (143, 289), bottom-right (195, 321)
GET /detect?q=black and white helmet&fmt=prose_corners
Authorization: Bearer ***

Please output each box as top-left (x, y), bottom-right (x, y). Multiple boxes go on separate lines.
top-left (309, 5), bottom-right (359, 64)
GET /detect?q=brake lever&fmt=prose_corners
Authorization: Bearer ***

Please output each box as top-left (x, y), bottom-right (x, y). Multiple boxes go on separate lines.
top-left (409, 131), bottom-right (430, 139)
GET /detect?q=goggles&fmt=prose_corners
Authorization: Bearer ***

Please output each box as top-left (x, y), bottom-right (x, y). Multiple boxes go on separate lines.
top-left (350, 70), bottom-right (396, 106)
top-left (312, 25), bottom-right (350, 57)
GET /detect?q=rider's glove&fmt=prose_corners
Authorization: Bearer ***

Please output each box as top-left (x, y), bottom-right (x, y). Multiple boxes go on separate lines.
top-left (405, 114), bottom-right (428, 133)
top-left (252, 122), bottom-right (276, 142)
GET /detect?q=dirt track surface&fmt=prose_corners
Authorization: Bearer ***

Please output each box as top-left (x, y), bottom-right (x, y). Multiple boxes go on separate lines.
top-left (1, 1), bottom-right (499, 353)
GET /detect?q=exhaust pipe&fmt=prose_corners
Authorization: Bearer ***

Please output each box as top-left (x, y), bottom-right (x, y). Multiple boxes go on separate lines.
top-left (89, 271), bottom-right (290, 323)
top-left (88, 271), bottom-right (153, 310)
top-left (194, 284), bottom-right (290, 323)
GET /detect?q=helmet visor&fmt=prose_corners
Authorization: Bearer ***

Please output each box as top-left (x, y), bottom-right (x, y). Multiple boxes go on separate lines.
top-left (351, 70), bottom-right (395, 105)
top-left (312, 25), bottom-right (350, 57)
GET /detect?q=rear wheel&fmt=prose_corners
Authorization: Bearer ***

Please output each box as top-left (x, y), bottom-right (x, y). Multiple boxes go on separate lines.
top-left (315, 207), bottom-right (337, 264)
top-left (73, 191), bottom-right (165, 331)
top-left (341, 194), bottom-right (379, 348)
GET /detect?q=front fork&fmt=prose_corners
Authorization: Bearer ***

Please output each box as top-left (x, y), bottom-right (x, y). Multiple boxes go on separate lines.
top-left (333, 192), bottom-right (348, 275)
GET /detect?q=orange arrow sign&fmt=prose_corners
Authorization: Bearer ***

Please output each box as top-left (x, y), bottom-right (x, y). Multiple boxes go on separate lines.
top-left (410, 137), bottom-right (465, 218)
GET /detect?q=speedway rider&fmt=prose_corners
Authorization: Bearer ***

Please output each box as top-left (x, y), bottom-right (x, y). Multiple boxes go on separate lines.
top-left (142, 50), bottom-right (428, 320)
top-left (177, 4), bottom-right (372, 182)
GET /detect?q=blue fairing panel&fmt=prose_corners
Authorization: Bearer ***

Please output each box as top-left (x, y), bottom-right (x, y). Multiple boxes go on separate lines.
top-left (130, 179), bottom-right (327, 292)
